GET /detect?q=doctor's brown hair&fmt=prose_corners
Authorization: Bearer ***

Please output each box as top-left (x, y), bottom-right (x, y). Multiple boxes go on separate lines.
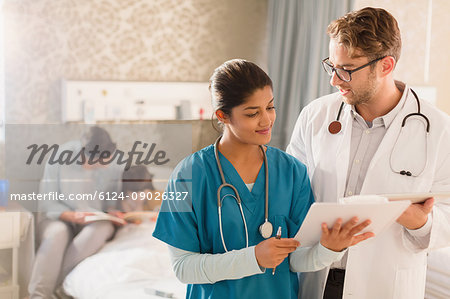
top-left (327, 7), bottom-right (402, 63)
top-left (209, 59), bottom-right (272, 117)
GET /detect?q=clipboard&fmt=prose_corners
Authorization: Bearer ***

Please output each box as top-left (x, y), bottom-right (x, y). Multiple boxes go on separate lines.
top-left (294, 200), bottom-right (410, 247)
top-left (382, 192), bottom-right (450, 204)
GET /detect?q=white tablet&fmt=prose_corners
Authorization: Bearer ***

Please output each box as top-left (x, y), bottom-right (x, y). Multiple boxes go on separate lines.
top-left (382, 192), bottom-right (450, 204)
top-left (294, 201), bottom-right (410, 247)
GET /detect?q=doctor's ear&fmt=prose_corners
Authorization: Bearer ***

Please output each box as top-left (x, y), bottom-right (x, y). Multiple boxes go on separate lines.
top-left (379, 56), bottom-right (396, 77)
top-left (215, 110), bottom-right (230, 124)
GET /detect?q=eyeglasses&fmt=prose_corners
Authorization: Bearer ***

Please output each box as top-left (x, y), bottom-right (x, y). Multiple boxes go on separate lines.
top-left (321, 56), bottom-right (386, 82)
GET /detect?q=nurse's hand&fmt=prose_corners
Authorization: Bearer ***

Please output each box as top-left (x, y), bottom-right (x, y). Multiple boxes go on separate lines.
top-left (396, 197), bottom-right (434, 230)
top-left (255, 238), bottom-right (300, 268)
top-left (320, 217), bottom-right (374, 252)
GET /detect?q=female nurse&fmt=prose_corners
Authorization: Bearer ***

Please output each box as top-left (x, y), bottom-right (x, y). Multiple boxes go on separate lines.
top-left (152, 59), bottom-right (373, 299)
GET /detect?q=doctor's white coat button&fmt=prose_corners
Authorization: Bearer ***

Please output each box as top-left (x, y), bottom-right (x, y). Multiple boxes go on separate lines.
top-left (354, 159), bottom-right (360, 164)
top-left (365, 130), bottom-right (370, 134)
top-left (347, 191), bottom-right (353, 196)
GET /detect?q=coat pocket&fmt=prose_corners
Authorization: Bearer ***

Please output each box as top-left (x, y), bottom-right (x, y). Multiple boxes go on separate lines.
top-left (393, 265), bottom-right (427, 299)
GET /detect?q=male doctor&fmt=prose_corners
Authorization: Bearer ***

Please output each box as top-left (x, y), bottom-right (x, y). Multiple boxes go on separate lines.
top-left (287, 7), bottom-right (450, 299)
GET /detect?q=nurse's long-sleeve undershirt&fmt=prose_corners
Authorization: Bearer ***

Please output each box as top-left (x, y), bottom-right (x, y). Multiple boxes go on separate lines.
top-left (167, 242), bottom-right (344, 284)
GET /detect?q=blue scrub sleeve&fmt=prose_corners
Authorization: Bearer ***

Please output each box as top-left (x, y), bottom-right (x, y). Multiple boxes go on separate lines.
top-left (153, 159), bottom-right (201, 253)
top-left (289, 161), bottom-right (315, 237)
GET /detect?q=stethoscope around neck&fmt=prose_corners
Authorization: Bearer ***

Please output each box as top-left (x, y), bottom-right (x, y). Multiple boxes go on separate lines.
top-left (328, 88), bottom-right (430, 177)
top-left (214, 136), bottom-right (273, 252)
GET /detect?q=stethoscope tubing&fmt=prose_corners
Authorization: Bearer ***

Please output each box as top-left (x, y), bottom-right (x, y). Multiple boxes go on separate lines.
top-left (214, 136), bottom-right (270, 251)
top-left (329, 88), bottom-right (429, 177)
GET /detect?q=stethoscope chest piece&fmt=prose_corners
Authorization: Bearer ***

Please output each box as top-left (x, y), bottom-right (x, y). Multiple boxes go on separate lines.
top-left (259, 220), bottom-right (273, 239)
top-left (328, 102), bottom-right (345, 135)
top-left (328, 121), bottom-right (342, 134)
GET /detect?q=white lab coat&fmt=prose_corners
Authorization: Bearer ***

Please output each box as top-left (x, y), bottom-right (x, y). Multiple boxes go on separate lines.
top-left (287, 84), bottom-right (450, 299)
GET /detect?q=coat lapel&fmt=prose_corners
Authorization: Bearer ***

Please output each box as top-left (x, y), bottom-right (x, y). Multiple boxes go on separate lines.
top-left (335, 104), bottom-right (353, 199)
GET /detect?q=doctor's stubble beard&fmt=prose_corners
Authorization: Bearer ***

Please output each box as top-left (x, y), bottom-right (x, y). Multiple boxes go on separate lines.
top-left (340, 70), bottom-right (378, 107)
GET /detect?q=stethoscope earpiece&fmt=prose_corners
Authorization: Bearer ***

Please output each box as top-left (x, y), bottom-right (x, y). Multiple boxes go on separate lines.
top-left (399, 170), bottom-right (412, 176)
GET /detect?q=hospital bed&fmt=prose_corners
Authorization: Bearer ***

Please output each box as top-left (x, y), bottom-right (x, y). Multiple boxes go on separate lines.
top-left (61, 218), bottom-right (450, 299)
top-left (63, 220), bottom-right (186, 299)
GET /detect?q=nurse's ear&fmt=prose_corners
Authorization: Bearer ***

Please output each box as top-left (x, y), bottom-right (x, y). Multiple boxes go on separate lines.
top-left (215, 110), bottom-right (230, 124)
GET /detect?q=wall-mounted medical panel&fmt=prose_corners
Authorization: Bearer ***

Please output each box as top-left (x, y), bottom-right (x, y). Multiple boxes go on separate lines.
top-left (62, 81), bottom-right (212, 123)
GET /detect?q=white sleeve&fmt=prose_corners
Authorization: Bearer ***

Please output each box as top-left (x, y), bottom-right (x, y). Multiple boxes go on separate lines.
top-left (167, 245), bottom-right (264, 284)
top-left (403, 213), bottom-right (432, 250)
top-left (289, 242), bottom-right (345, 272)
top-left (39, 163), bottom-right (69, 220)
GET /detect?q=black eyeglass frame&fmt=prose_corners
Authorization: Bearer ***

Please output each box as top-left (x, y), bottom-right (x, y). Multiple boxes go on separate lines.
top-left (321, 56), bottom-right (387, 82)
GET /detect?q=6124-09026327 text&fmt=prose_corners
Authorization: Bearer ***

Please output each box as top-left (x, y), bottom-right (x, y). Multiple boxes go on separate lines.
top-left (9, 191), bottom-right (189, 201)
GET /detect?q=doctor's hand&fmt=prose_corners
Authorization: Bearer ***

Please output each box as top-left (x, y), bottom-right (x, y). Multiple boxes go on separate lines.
top-left (255, 238), bottom-right (300, 269)
top-left (320, 217), bottom-right (374, 252)
top-left (396, 197), bottom-right (434, 230)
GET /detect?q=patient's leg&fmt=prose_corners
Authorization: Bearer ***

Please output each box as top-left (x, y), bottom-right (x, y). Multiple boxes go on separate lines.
top-left (59, 221), bottom-right (115, 281)
top-left (28, 220), bottom-right (73, 299)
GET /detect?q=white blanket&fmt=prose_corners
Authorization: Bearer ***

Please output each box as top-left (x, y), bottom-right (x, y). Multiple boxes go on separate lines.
top-left (63, 221), bottom-right (186, 299)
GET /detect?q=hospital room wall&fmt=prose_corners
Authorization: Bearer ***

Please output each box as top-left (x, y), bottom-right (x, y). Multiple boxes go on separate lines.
top-left (2, 0), bottom-right (269, 124)
top-left (0, 0), bottom-right (268, 180)
top-left (4, 0), bottom-right (448, 125)
top-left (354, 0), bottom-right (450, 115)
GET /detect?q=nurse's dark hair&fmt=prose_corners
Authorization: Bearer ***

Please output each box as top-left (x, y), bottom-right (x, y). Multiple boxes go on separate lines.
top-left (328, 7), bottom-right (401, 63)
top-left (209, 59), bottom-right (272, 117)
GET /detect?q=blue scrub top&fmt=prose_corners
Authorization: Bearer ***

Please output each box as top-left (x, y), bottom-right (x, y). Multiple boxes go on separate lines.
top-left (153, 145), bottom-right (314, 299)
